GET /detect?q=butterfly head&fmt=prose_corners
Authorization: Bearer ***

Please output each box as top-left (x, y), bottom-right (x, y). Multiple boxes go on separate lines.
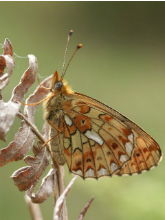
top-left (50, 70), bottom-right (73, 95)
top-left (55, 81), bottom-right (63, 90)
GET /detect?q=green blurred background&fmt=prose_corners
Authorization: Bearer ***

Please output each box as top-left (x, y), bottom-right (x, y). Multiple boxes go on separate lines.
top-left (0, 2), bottom-right (165, 220)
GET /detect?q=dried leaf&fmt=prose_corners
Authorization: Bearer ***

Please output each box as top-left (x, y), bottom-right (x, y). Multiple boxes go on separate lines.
top-left (23, 74), bottom-right (52, 123)
top-left (3, 38), bottom-right (13, 56)
top-left (2, 55), bottom-right (15, 77)
top-left (32, 143), bottom-right (41, 156)
top-left (77, 196), bottom-right (94, 220)
top-left (0, 39), bottom-right (15, 100)
top-left (0, 73), bottom-right (9, 90)
top-left (0, 63), bottom-right (51, 163)
top-left (54, 176), bottom-right (77, 220)
top-left (0, 55), bottom-right (37, 142)
top-left (11, 55), bottom-right (38, 103)
top-left (0, 100), bottom-right (20, 141)
top-left (0, 56), bottom-right (6, 77)
top-left (0, 52), bottom-right (15, 97)
top-left (11, 146), bottom-right (50, 191)
top-left (0, 38), bottom-right (13, 77)
top-left (27, 168), bottom-right (55, 203)
top-left (13, 76), bottom-right (51, 158)
top-left (0, 120), bottom-right (35, 165)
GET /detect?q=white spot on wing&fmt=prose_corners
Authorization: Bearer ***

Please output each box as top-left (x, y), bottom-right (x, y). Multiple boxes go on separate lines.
top-left (111, 162), bottom-right (118, 172)
top-left (73, 169), bottom-right (83, 176)
top-left (120, 155), bottom-right (128, 163)
top-left (85, 168), bottom-right (94, 177)
top-left (97, 168), bottom-right (108, 176)
top-left (64, 115), bottom-right (72, 126)
top-left (85, 130), bottom-right (103, 145)
top-left (128, 133), bottom-right (134, 143)
top-left (125, 142), bottom-right (133, 155)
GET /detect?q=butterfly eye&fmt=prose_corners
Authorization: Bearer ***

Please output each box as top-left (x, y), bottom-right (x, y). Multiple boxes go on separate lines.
top-left (55, 81), bottom-right (63, 90)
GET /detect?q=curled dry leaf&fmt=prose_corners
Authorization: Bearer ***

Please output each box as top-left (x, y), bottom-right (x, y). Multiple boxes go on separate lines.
top-left (0, 41), bottom-right (27, 141)
top-left (0, 55), bottom-right (15, 90)
top-left (10, 77), bottom-right (52, 190)
top-left (0, 78), bottom-right (51, 167)
top-left (0, 100), bottom-right (20, 142)
top-left (0, 56), bottom-right (15, 100)
top-left (0, 39), bottom-right (15, 96)
top-left (11, 145), bottom-right (50, 191)
top-left (25, 122), bottom-right (61, 204)
top-left (0, 55), bottom-right (37, 143)
top-left (3, 38), bottom-right (13, 56)
top-left (54, 176), bottom-right (77, 220)
top-left (11, 55), bottom-right (38, 103)
top-left (0, 56), bottom-right (6, 77)
top-left (0, 38), bottom-right (14, 77)
top-left (23, 74), bottom-right (52, 123)
top-left (2, 55), bottom-right (15, 78)
top-left (0, 73), bottom-right (9, 91)
top-left (0, 119), bottom-right (35, 165)
top-left (27, 168), bottom-right (55, 203)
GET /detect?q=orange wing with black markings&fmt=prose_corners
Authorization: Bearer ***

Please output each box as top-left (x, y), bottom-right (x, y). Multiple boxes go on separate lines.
top-left (57, 93), bottom-right (162, 179)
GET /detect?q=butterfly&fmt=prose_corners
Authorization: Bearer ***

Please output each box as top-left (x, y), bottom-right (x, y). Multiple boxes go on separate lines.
top-left (40, 31), bottom-right (162, 179)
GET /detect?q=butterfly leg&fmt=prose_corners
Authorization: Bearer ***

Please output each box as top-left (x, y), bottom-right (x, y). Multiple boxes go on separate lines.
top-left (37, 76), bottom-right (51, 91)
top-left (40, 132), bottom-right (60, 150)
top-left (48, 120), bottom-right (62, 133)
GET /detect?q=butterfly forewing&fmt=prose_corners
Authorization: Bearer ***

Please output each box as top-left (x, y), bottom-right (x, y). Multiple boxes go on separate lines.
top-left (57, 92), bottom-right (162, 179)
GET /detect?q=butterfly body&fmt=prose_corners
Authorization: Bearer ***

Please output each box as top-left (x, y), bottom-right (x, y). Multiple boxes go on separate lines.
top-left (43, 71), bottom-right (162, 179)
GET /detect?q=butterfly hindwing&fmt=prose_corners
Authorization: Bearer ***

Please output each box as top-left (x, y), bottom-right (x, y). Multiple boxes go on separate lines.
top-left (57, 92), bottom-right (162, 179)
top-left (48, 93), bottom-right (162, 179)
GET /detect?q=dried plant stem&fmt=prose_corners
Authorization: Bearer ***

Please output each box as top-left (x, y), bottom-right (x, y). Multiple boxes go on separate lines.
top-left (17, 112), bottom-right (68, 220)
top-left (17, 112), bottom-right (47, 145)
top-left (54, 176), bottom-right (77, 220)
top-left (53, 165), bottom-right (68, 220)
top-left (77, 196), bottom-right (94, 220)
top-left (25, 195), bottom-right (43, 220)
top-left (51, 158), bottom-right (68, 220)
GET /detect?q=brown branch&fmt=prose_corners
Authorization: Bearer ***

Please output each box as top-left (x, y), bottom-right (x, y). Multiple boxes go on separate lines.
top-left (77, 196), bottom-right (94, 220)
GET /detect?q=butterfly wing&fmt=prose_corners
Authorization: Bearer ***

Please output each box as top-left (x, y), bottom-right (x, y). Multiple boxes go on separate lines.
top-left (57, 92), bottom-right (162, 179)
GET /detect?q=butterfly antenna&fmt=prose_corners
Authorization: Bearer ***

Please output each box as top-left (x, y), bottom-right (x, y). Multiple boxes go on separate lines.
top-left (61, 44), bottom-right (82, 79)
top-left (61, 30), bottom-right (73, 77)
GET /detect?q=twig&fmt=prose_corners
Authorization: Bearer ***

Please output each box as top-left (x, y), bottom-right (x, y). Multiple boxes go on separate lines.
top-left (77, 196), bottom-right (94, 220)
top-left (17, 111), bottom-right (48, 146)
top-left (54, 176), bottom-right (77, 220)
top-left (25, 194), bottom-right (43, 220)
